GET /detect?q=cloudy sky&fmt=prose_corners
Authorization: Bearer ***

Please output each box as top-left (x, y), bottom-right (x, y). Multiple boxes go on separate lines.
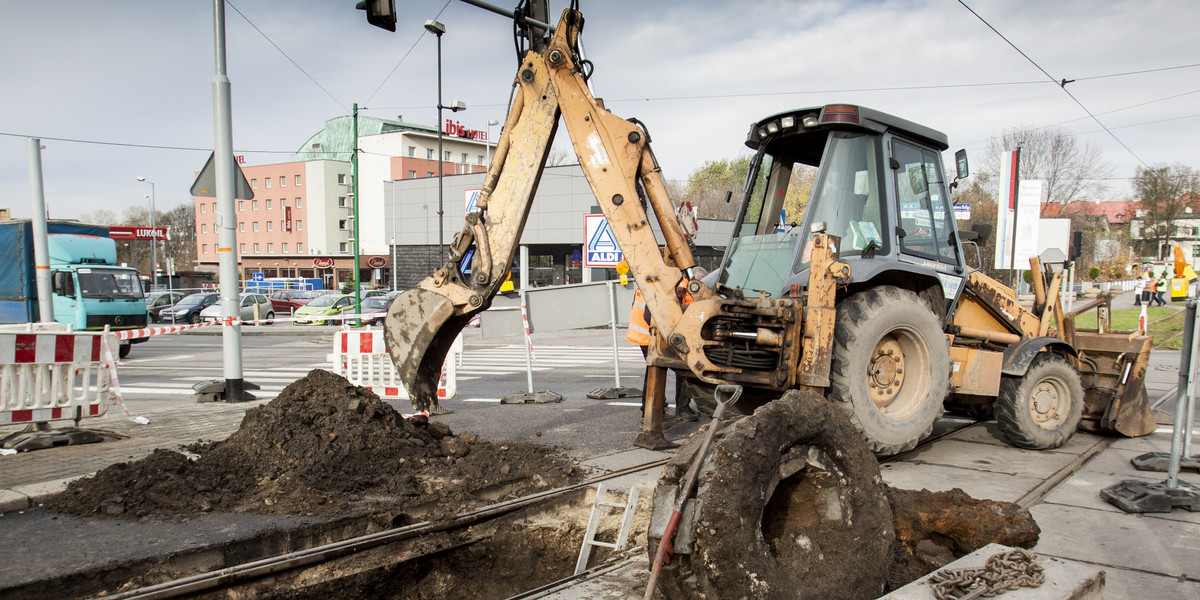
top-left (1, 0), bottom-right (1197, 221)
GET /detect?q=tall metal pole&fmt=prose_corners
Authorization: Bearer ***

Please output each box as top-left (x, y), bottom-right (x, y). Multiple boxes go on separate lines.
top-left (137, 177), bottom-right (157, 290)
top-left (352, 102), bottom-right (362, 325)
top-left (212, 0), bottom-right (245, 402)
top-left (434, 30), bottom-right (445, 260)
top-left (27, 138), bottom-right (53, 323)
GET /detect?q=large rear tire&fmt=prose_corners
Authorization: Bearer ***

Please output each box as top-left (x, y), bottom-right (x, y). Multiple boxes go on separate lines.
top-left (995, 353), bottom-right (1083, 449)
top-left (649, 391), bottom-right (894, 600)
top-left (828, 286), bottom-right (949, 455)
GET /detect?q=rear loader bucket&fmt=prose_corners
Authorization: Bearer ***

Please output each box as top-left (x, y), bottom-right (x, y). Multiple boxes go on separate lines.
top-left (383, 288), bottom-right (470, 413)
top-left (1107, 382), bottom-right (1158, 438)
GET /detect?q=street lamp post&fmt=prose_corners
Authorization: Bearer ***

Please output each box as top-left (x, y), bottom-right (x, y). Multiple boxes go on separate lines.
top-left (425, 19), bottom-right (465, 261)
top-left (136, 176), bottom-right (156, 290)
top-left (486, 119), bottom-right (499, 167)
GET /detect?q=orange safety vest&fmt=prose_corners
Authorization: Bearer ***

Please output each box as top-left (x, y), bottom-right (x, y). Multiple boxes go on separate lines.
top-left (626, 288), bottom-right (650, 346)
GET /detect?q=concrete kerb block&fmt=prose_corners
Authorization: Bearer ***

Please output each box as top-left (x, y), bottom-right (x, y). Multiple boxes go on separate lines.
top-left (0, 489), bottom-right (30, 513)
top-left (881, 543), bottom-right (1105, 600)
top-left (1, 476), bottom-right (80, 513)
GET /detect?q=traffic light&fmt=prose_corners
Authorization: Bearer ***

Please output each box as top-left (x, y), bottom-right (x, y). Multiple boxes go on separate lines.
top-left (356, 0), bottom-right (396, 32)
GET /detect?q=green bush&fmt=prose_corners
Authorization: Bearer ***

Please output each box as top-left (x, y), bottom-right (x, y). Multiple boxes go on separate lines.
top-left (1088, 266), bottom-right (1101, 280)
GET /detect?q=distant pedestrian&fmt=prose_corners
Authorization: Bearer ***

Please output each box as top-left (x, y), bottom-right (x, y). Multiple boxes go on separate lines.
top-left (1134, 275), bottom-right (1145, 306)
top-left (1155, 272), bottom-right (1169, 306)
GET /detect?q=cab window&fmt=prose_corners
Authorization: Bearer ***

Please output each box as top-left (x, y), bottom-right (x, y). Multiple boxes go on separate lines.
top-left (893, 139), bottom-right (956, 265)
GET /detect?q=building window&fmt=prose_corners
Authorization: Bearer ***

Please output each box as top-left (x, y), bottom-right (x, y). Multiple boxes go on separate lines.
top-left (296, 197), bottom-right (302, 208)
top-left (280, 198), bottom-right (287, 208)
top-left (201, 224), bottom-right (207, 234)
top-left (339, 219), bottom-right (347, 230)
top-left (297, 220), bottom-right (303, 230)
top-left (252, 200), bottom-right (258, 210)
top-left (253, 222), bottom-right (259, 232)
top-left (212, 202), bottom-right (216, 212)
top-left (409, 170), bottom-right (417, 179)
top-left (337, 174), bottom-right (346, 184)
top-left (339, 242), bottom-right (348, 253)
top-left (338, 196), bottom-right (347, 207)
top-left (267, 221), bottom-right (274, 232)
top-left (268, 243), bottom-right (274, 253)
top-left (266, 199), bottom-right (272, 210)
top-left (202, 244), bottom-right (208, 254)
top-left (295, 175), bottom-right (301, 186)
top-left (240, 243), bottom-right (246, 252)
top-left (444, 150), bottom-right (451, 161)
top-left (282, 243), bottom-right (289, 253)
top-left (200, 204), bottom-right (206, 214)
top-left (280, 176), bottom-right (286, 187)
top-left (461, 152), bottom-right (468, 163)
top-left (408, 146), bottom-right (416, 157)
top-left (239, 222), bottom-right (245, 232)
top-left (427, 148), bottom-right (434, 159)
top-left (251, 178), bottom-right (257, 188)
top-left (478, 155), bottom-right (484, 165)
top-left (239, 201), bottom-right (244, 211)
top-left (427, 171), bottom-right (433, 177)
top-left (297, 242), bottom-right (304, 252)
top-left (280, 220), bottom-right (285, 232)
top-left (254, 243), bottom-right (260, 253)
top-left (265, 178), bottom-right (272, 188)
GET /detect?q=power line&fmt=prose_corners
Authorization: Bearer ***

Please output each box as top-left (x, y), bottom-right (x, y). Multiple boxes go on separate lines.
top-left (957, 0), bottom-right (1149, 168)
top-left (226, 0), bottom-right (346, 113)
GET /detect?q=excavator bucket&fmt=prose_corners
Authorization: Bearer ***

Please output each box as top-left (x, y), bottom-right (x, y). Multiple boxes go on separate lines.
top-left (1075, 332), bottom-right (1158, 437)
top-left (383, 288), bottom-right (471, 413)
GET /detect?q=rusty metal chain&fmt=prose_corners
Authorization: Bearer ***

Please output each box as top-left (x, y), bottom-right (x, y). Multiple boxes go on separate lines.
top-left (930, 548), bottom-right (1046, 600)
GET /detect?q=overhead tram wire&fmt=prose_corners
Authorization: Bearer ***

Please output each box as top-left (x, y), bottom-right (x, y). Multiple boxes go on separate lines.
top-left (956, 0), bottom-right (1149, 168)
top-left (225, 0), bottom-right (346, 113)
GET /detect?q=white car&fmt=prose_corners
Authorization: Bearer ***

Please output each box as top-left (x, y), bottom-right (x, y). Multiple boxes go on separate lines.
top-left (199, 293), bottom-right (274, 325)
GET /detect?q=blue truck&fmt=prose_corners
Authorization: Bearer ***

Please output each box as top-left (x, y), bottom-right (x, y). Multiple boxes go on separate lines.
top-left (0, 220), bottom-right (150, 358)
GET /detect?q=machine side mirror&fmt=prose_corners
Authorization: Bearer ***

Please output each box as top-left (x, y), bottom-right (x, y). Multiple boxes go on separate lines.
top-left (955, 149), bottom-right (969, 179)
top-left (52, 271), bottom-right (75, 298)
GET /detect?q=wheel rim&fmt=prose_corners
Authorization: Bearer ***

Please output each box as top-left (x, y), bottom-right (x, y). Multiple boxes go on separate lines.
top-left (1029, 375), bottom-right (1071, 430)
top-left (867, 328), bottom-right (930, 419)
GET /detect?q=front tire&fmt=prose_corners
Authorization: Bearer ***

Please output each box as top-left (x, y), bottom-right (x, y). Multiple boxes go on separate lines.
top-left (996, 353), bottom-right (1083, 449)
top-left (265, 311), bottom-right (275, 325)
top-left (828, 286), bottom-right (949, 455)
top-left (188, 313), bottom-right (200, 325)
top-left (118, 343), bottom-right (131, 359)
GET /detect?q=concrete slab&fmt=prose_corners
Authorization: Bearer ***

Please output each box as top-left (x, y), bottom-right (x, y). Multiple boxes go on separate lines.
top-left (880, 461), bottom-right (1043, 503)
top-left (1030, 503), bottom-right (1200, 579)
top-left (895, 438), bottom-right (1080, 480)
top-left (0, 489), bottom-right (28, 513)
top-left (942, 423), bottom-right (1102, 457)
top-left (883, 544), bottom-right (1104, 600)
top-left (10, 476), bottom-right (77, 505)
top-left (539, 555), bottom-right (647, 599)
top-left (1097, 563), bottom-right (1200, 599)
top-left (1109, 429), bottom-right (1186, 455)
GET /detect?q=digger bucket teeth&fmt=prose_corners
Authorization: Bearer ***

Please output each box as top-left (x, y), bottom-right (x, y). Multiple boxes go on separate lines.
top-left (383, 288), bottom-right (469, 413)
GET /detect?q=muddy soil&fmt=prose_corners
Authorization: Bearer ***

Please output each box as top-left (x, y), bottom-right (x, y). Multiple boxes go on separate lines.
top-left (46, 369), bottom-right (584, 521)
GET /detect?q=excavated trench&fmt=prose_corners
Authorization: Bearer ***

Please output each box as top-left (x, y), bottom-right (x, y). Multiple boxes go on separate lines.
top-left (15, 371), bottom-right (1042, 600)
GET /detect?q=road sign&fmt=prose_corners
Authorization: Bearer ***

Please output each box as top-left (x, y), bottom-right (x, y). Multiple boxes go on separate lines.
top-left (465, 188), bottom-right (481, 213)
top-left (584, 214), bottom-right (623, 267)
top-left (252, 272), bottom-right (264, 281)
top-left (190, 151), bottom-right (255, 200)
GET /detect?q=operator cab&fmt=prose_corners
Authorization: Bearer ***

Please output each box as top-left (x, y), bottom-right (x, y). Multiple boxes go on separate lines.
top-left (717, 104), bottom-right (969, 308)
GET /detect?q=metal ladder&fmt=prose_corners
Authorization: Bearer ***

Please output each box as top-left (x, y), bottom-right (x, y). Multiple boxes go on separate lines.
top-left (575, 482), bottom-right (641, 575)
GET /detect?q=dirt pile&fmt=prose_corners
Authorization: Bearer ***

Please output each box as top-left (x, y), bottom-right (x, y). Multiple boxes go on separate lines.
top-left (46, 369), bottom-right (583, 521)
top-left (885, 486), bottom-right (1041, 590)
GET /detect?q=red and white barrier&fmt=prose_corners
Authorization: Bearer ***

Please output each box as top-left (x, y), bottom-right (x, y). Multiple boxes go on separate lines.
top-left (0, 325), bottom-right (115, 426)
top-left (328, 326), bottom-right (461, 402)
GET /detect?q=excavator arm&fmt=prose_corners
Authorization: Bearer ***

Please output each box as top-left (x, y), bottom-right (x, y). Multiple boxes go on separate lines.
top-left (384, 9), bottom-right (724, 411)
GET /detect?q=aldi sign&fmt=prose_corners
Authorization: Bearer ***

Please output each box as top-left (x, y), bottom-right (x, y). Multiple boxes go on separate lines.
top-left (583, 214), bottom-right (623, 267)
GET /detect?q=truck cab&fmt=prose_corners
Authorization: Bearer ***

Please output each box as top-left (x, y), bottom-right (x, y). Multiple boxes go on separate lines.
top-left (716, 104), bottom-right (968, 318)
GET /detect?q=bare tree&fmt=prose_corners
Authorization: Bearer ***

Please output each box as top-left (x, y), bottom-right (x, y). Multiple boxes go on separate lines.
top-left (980, 125), bottom-right (1111, 214)
top-left (1134, 163), bottom-right (1200, 260)
top-left (159, 203), bottom-right (197, 270)
top-left (679, 155), bottom-right (814, 224)
top-left (78, 208), bottom-right (119, 225)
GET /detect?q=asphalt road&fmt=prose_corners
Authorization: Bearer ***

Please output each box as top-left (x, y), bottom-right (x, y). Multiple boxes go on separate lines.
top-left (116, 327), bottom-right (702, 460)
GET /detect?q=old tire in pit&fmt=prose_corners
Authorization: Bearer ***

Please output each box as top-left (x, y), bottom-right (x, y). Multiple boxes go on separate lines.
top-left (828, 286), bottom-right (949, 455)
top-left (995, 353), bottom-right (1083, 449)
top-left (649, 390), bottom-right (894, 600)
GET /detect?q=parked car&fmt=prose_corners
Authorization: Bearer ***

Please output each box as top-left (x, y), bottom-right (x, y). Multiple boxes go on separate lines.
top-left (293, 293), bottom-right (356, 325)
top-left (146, 291), bottom-right (185, 322)
top-left (199, 293), bottom-right (274, 325)
top-left (363, 289), bottom-right (389, 298)
top-left (268, 290), bottom-right (315, 314)
top-left (159, 292), bottom-right (219, 324)
top-left (360, 296), bottom-right (396, 325)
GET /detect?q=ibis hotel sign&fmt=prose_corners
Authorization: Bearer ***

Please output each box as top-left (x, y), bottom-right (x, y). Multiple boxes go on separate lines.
top-left (444, 120), bottom-right (489, 141)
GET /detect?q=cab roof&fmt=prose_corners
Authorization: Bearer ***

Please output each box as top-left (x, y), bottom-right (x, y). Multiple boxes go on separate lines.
top-left (745, 105), bottom-right (950, 160)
